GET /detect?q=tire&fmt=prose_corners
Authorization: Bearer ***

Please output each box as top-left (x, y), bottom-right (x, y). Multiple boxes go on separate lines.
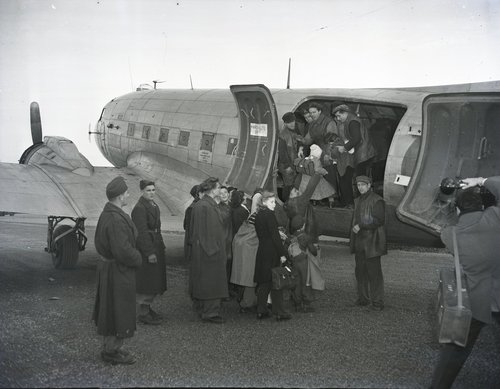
top-left (51, 225), bottom-right (79, 269)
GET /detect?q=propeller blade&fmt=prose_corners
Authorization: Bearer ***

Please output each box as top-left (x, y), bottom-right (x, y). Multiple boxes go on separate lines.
top-left (30, 102), bottom-right (43, 144)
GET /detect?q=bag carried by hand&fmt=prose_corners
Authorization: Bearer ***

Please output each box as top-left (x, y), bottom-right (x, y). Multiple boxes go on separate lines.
top-left (271, 265), bottom-right (296, 290)
top-left (436, 228), bottom-right (472, 347)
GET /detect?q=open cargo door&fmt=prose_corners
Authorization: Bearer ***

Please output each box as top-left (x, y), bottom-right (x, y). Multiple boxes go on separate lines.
top-left (397, 93), bottom-right (500, 235)
top-left (226, 84), bottom-right (279, 195)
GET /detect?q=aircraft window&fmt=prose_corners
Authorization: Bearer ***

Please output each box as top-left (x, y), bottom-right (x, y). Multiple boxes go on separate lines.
top-left (178, 131), bottom-right (190, 146)
top-left (142, 125), bottom-right (151, 139)
top-left (127, 123), bottom-right (135, 136)
top-left (226, 138), bottom-right (238, 155)
top-left (159, 128), bottom-right (169, 143)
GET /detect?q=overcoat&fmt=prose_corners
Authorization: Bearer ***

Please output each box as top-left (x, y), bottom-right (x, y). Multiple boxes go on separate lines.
top-left (92, 202), bottom-right (142, 338)
top-left (218, 202), bottom-right (233, 261)
top-left (188, 195), bottom-right (229, 300)
top-left (183, 198), bottom-right (199, 261)
top-left (231, 204), bottom-right (250, 237)
top-left (254, 208), bottom-right (288, 284)
top-left (350, 190), bottom-right (387, 258)
top-left (440, 177), bottom-right (500, 324)
top-left (231, 218), bottom-right (258, 287)
top-left (131, 196), bottom-right (167, 295)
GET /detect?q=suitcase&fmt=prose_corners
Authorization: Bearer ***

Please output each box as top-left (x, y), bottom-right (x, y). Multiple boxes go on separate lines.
top-left (435, 228), bottom-right (472, 347)
top-left (436, 268), bottom-right (472, 347)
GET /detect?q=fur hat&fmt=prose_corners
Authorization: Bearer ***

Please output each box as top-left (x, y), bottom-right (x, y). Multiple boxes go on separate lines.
top-left (106, 176), bottom-right (127, 200)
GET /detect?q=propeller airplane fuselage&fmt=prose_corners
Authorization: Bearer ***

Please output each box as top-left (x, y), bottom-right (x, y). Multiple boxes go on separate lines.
top-left (2, 81), bottom-right (500, 268)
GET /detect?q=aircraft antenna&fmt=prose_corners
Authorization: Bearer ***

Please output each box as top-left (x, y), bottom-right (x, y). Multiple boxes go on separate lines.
top-left (153, 80), bottom-right (165, 90)
top-left (286, 58), bottom-right (291, 89)
top-left (190, 74), bottom-right (194, 90)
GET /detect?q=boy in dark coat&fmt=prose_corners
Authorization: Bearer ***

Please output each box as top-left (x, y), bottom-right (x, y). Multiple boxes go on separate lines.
top-left (93, 176), bottom-right (142, 365)
top-left (131, 180), bottom-right (167, 325)
top-left (350, 175), bottom-right (387, 310)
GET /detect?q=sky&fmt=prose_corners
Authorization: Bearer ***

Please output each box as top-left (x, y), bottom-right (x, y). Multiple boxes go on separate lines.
top-left (1, 0), bottom-right (499, 166)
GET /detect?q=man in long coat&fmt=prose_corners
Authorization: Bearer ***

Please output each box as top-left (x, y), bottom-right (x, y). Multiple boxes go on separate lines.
top-left (188, 177), bottom-right (228, 323)
top-left (131, 180), bottom-right (167, 325)
top-left (93, 176), bottom-right (142, 365)
top-left (350, 175), bottom-right (387, 310)
top-left (430, 176), bottom-right (500, 388)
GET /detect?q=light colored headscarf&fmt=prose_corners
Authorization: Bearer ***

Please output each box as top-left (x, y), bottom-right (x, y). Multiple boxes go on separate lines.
top-left (251, 192), bottom-right (262, 214)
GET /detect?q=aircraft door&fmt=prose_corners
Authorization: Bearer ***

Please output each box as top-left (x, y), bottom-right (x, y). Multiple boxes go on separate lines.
top-left (397, 93), bottom-right (500, 235)
top-left (227, 85), bottom-right (279, 195)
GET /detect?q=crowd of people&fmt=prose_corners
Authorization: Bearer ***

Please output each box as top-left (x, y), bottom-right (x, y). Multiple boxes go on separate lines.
top-left (89, 107), bottom-right (500, 388)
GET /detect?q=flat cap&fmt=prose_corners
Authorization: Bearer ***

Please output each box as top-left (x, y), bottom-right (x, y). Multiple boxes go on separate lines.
top-left (140, 180), bottom-right (155, 190)
top-left (332, 104), bottom-right (351, 114)
top-left (282, 112), bottom-right (296, 124)
top-left (106, 176), bottom-right (128, 200)
top-left (355, 175), bottom-right (372, 185)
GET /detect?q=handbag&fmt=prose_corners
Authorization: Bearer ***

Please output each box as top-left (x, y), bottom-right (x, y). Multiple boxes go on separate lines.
top-left (436, 227), bottom-right (472, 347)
top-left (271, 265), bottom-right (296, 290)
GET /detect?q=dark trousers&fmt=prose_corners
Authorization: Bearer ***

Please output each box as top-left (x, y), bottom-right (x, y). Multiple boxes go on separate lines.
top-left (339, 166), bottom-right (355, 206)
top-left (292, 255), bottom-right (314, 306)
top-left (256, 282), bottom-right (288, 316)
top-left (354, 253), bottom-right (384, 306)
top-left (430, 318), bottom-right (486, 389)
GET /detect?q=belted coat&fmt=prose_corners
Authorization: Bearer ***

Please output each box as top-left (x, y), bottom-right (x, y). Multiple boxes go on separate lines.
top-left (93, 202), bottom-right (142, 338)
top-left (131, 196), bottom-right (167, 295)
top-left (188, 195), bottom-right (229, 300)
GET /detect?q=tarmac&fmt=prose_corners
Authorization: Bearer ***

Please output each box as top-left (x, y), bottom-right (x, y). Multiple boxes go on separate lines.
top-left (0, 215), bottom-right (499, 388)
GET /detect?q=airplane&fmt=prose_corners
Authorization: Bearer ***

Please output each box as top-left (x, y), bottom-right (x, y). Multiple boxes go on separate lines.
top-left (1, 81), bottom-right (499, 269)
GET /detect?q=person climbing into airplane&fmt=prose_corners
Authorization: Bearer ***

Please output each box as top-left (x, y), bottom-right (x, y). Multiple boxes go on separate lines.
top-left (286, 151), bottom-right (328, 243)
top-left (332, 104), bottom-right (377, 208)
top-left (131, 180), bottom-right (167, 326)
top-left (278, 112), bottom-right (303, 201)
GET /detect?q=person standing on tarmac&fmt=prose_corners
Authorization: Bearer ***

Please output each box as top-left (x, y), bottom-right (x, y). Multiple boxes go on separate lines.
top-left (131, 180), bottom-right (167, 325)
top-left (93, 176), bottom-right (142, 365)
top-left (350, 175), bottom-right (387, 311)
top-left (188, 177), bottom-right (229, 323)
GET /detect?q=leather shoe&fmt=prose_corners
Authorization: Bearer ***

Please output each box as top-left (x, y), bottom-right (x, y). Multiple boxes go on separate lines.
top-left (149, 308), bottom-right (163, 320)
top-left (101, 350), bottom-right (136, 365)
top-left (138, 313), bottom-right (162, 325)
top-left (276, 313), bottom-right (292, 321)
top-left (202, 315), bottom-right (225, 324)
top-left (256, 312), bottom-right (270, 320)
top-left (354, 299), bottom-right (370, 307)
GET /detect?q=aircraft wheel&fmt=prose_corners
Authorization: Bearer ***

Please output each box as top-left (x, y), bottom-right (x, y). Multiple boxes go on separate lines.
top-left (51, 225), bottom-right (79, 269)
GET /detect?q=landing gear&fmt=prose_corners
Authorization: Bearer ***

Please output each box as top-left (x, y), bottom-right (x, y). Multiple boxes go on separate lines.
top-left (46, 216), bottom-right (87, 269)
